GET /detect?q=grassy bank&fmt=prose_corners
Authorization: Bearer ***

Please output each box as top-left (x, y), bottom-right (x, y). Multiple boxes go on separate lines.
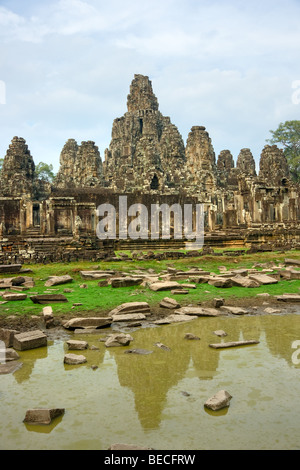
top-left (0, 249), bottom-right (300, 318)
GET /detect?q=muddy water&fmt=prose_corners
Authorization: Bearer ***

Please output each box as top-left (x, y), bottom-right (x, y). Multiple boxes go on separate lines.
top-left (0, 313), bottom-right (300, 450)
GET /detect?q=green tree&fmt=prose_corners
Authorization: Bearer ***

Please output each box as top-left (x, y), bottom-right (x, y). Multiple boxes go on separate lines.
top-left (0, 158), bottom-right (4, 173)
top-left (35, 162), bottom-right (55, 182)
top-left (267, 120), bottom-right (300, 182)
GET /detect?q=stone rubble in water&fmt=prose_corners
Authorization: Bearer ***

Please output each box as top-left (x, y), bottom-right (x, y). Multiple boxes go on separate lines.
top-left (66, 339), bottom-right (89, 350)
top-left (204, 390), bottom-right (232, 411)
top-left (64, 353), bottom-right (87, 365)
top-left (23, 408), bottom-right (65, 425)
top-left (104, 333), bottom-right (133, 347)
top-left (13, 330), bottom-right (47, 351)
top-left (209, 340), bottom-right (259, 349)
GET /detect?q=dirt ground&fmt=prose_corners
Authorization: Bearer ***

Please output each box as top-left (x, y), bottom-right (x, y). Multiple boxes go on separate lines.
top-left (0, 294), bottom-right (298, 333)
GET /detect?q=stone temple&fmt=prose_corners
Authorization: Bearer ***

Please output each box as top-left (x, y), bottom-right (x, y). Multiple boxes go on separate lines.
top-left (0, 74), bottom-right (299, 263)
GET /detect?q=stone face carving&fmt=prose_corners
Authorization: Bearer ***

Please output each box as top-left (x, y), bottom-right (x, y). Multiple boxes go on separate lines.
top-left (56, 139), bottom-right (103, 188)
top-left (185, 126), bottom-right (217, 192)
top-left (258, 145), bottom-right (290, 184)
top-left (236, 148), bottom-right (257, 177)
top-left (103, 74), bottom-right (186, 192)
top-left (0, 136), bottom-right (35, 196)
top-left (217, 149), bottom-right (239, 189)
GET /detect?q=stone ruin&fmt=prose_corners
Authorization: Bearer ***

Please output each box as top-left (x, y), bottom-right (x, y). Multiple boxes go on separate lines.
top-left (0, 73), bottom-right (299, 262)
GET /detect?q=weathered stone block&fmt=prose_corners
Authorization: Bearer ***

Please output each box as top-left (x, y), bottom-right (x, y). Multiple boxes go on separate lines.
top-left (112, 313), bottom-right (146, 322)
top-left (174, 306), bottom-right (220, 316)
top-left (149, 281), bottom-right (180, 291)
top-left (2, 292), bottom-right (27, 301)
top-left (23, 408), bottom-right (65, 425)
top-left (205, 390), bottom-right (232, 411)
top-left (63, 317), bottom-right (112, 330)
top-left (0, 264), bottom-right (22, 273)
top-left (159, 297), bottom-right (180, 309)
top-left (45, 275), bottom-right (73, 287)
top-left (0, 328), bottom-right (18, 347)
top-left (105, 333), bottom-right (133, 347)
top-left (13, 330), bottom-right (47, 351)
top-left (66, 339), bottom-right (88, 350)
top-left (110, 277), bottom-right (143, 287)
top-left (30, 294), bottom-right (68, 304)
top-left (109, 302), bottom-right (150, 316)
top-left (64, 353), bottom-right (87, 365)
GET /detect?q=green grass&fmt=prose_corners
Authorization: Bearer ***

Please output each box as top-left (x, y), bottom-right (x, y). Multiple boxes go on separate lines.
top-left (1, 249), bottom-right (300, 318)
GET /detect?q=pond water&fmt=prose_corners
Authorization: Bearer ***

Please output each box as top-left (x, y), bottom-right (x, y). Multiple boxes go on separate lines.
top-left (0, 312), bottom-right (300, 450)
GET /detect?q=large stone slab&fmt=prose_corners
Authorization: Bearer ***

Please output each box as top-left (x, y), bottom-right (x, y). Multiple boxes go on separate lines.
top-left (109, 302), bottom-right (151, 316)
top-left (149, 281), bottom-right (180, 291)
top-left (112, 313), bottom-right (147, 322)
top-left (45, 275), bottom-right (73, 287)
top-left (220, 306), bottom-right (249, 315)
top-left (159, 297), bottom-right (181, 309)
top-left (64, 353), bottom-right (87, 365)
top-left (66, 339), bottom-right (88, 350)
top-left (30, 294), bottom-right (68, 304)
top-left (63, 317), bottom-right (112, 330)
top-left (280, 269), bottom-right (300, 280)
top-left (277, 294), bottom-right (300, 302)
top-left (0, 264), bottom-right (22, 273)
top-left (110, 277), bottom-right (143, 287)
top-left (230, 275), bottom-right (260, 288)
top-left (248, 274), bottom-right (278, 285)
top-left (284, 258), bottom-right (300, 266)
top-left (105, 333), bottom-right (133, 347)
top-left (209, 340), bottom-right (259, 349)
top-left (23, 408), bottom-right (65, 425)
top-left (80, 271), bottom-right (113, 280)
top-left (204, 390), bottom-right (232, 411)
top-left (208, 278), bottom-right (233, 288)
top-left (189, 275), bottom-right (211, 284)
top-left (154, 314), bottom-right (197, 324)
top-left (2, 292), bottom-right (27, 301)
top-left (13, 330), bottom-right (47, 351)
top-left (174, 306), bottom-right (221, 317)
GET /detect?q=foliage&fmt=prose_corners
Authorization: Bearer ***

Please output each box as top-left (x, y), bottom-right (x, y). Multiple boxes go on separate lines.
top-left (35, 162), bottom-right (55, 182)
top-left (267, 120), bottom-right (300, 181)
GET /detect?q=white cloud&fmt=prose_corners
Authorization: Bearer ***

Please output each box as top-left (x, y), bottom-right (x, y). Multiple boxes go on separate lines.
top-left (0, 0), bottom-right (299, 173)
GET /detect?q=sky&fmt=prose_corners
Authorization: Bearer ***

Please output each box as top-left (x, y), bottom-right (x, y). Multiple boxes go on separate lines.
top-left (0, 0), bottom-right (299, 174)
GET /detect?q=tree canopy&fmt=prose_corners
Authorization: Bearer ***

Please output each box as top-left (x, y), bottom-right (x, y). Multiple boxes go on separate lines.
top-left (35, 162), bottom-right (55, 182)
top-left (267, 120), bottom-right (300, 182)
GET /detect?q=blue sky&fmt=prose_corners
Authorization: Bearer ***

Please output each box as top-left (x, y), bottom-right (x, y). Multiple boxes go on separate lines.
top-left (0, 0), bottom-right (299, 173)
